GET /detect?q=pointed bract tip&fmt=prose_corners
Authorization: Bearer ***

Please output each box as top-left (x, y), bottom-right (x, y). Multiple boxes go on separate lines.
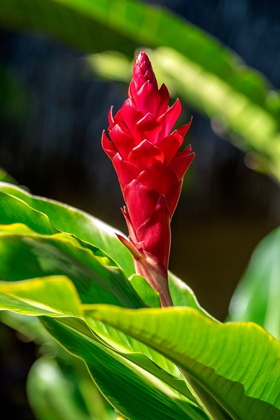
top-left (116, 234), bottom-right (141, 259)
top-left (135, 51), bottom-right (151, 68)
top-left (133, 51), bottom-right (154, 80)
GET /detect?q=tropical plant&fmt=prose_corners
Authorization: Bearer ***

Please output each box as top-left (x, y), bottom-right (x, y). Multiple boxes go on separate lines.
top-left (0, 51), bottom-right (279, 420)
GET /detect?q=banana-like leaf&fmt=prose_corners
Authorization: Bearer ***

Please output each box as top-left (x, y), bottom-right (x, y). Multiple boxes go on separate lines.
top-left (41, 317), bottom-right (207, 420)
top-left (229, 227), bottom-right (280, 340)
top-left (90, 305), bottom-right (280, 420)
top-left (0, 275), bottom-right (207, 419)
top-left (0, 274), bottom-right (197, 403)
top-left (0, 187), bottom-right (210, 389)
top-left (2, 183), bottom-right (276, 418)
top-left (0, 229), bottom-right (144, 308)
top-left (0, 192), bottom-right (56, 235)
top-left (2, 274), bottom-right (278, 419)
top-left (0, 276), bottom-right (82, 317)
top-left (0, 182), bottom-right (135, 278)
top-left (1, 225), bottom-right (279, 418)
top-left (129, 274), bottom-right (161, 308)
top-left (0, 182), bottom-right (210, 316)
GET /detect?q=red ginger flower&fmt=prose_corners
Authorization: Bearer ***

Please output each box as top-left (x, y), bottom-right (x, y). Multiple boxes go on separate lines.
top-left (102, 52), bottom-right (194, 307)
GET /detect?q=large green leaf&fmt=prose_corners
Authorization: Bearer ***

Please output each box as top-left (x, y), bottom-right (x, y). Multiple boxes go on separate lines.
top-left (0, 191), bottom-right (56, 235)
top-left (0, 230), bottom-right (144, 307)
top-left (0, 183), bottom-right (210, 316)
top-left (0, 275), bottom-right (207, 419)
top-left (0, 276), bottom-right (82, 317)
top-left (84, 315), bottom-right (196, 402)
top-left (0, 183), bottom-right (135, 277)
top-left (229, 227), bottom-right (280, 340)
top-left (90, 305), bottom-right (280, 420)
top-left (2, 226), bottom-right (278, 418)
top-left (0, 272), bottom-right (197, 404)
top-left (41, 317), bottom-right (207, 420)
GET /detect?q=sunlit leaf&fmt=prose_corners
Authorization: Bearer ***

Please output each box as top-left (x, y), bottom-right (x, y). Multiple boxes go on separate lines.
top-left (90, 305), bottom-right (280, 420)
top-left (0, 183), bottom-right (210, 316)
top-left (0, 274), bottom-right (207, 419)
top-left (0, 182), bottom-right (135, 277)
top-left (41, 316), bottom-right (208, 420)
top-left (0, 276), bottom-right (82, 316)
top-left (0, 230), bottom-right (144, 308)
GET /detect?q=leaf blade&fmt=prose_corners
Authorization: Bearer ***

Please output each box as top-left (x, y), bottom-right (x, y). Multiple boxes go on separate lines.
top-left (90, 305), bottom-right (280, 419)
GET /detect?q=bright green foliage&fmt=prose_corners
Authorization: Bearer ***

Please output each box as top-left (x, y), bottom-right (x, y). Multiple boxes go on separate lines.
top-left (129, 274), bottom-right (161, 308)
top-left (0, 182), bottom-right (279, 419)
top-left (42, 317), bottom-right (205, 420)
top-left (0, 183), bottom-right (135, 277)
top-left (0, 1), bottom-right (279, 416)
top-left (229, 227), bottom-right (280, 340)
top-left (0, 276), bottom-right (82, 316)
top-left (0, 273), bottom-right (206, 419)
top-left (90, 305), bottom-right (280, 420)
top-left (0, 182), bottom-right (207, 312)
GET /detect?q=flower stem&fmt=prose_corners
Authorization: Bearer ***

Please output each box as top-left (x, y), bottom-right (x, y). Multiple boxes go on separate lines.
top-left (159, 288), bottom-right (173, 308)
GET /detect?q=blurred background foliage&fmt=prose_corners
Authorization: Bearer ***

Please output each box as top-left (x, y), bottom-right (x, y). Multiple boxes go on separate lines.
top-left (0, 0), bottom-right (280, 419)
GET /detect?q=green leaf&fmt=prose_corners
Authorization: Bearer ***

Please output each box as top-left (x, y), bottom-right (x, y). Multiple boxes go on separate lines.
top-left (229, 227), bottom-right (280, 340)
top-left (90, 305), bottom-right (280, 419)
top-left (0, 272), bottom-right (200, 407)
top-left (0, 231), bottom-right (207, 405)
top-left (0, 191), bottom-right (56, 235)
top-left (41, 316), bottom-right (208, 420)
top-left (0, 0), bottom-right (139, 56)
top-left (0, 182), bottom-right (135, 278)
top-left (0, 276), bottom-right (82, 317)
top-left (0, 231), bottom-right (144, 308)
top-left (168, 272), bottom-right (212, 319)
top-left (0, 274), bottom-right (206, 418)
top-left (83, 314), bottom-right (196, 403)
top-left (129, 274), bottom-right (161, 308)
top-left (0, 183), bottom-right (209, 316)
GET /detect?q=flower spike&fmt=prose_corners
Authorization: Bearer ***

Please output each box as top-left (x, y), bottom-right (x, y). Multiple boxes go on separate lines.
top-left (102, 51), bottom-right (194, 307)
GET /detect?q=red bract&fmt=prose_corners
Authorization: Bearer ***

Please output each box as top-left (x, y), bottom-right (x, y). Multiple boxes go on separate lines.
top-left (102, 52), bottom-right (194, 307)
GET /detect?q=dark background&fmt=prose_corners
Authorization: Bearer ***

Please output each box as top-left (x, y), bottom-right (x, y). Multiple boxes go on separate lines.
top-left (1, 0), bottom-right (280, 418)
